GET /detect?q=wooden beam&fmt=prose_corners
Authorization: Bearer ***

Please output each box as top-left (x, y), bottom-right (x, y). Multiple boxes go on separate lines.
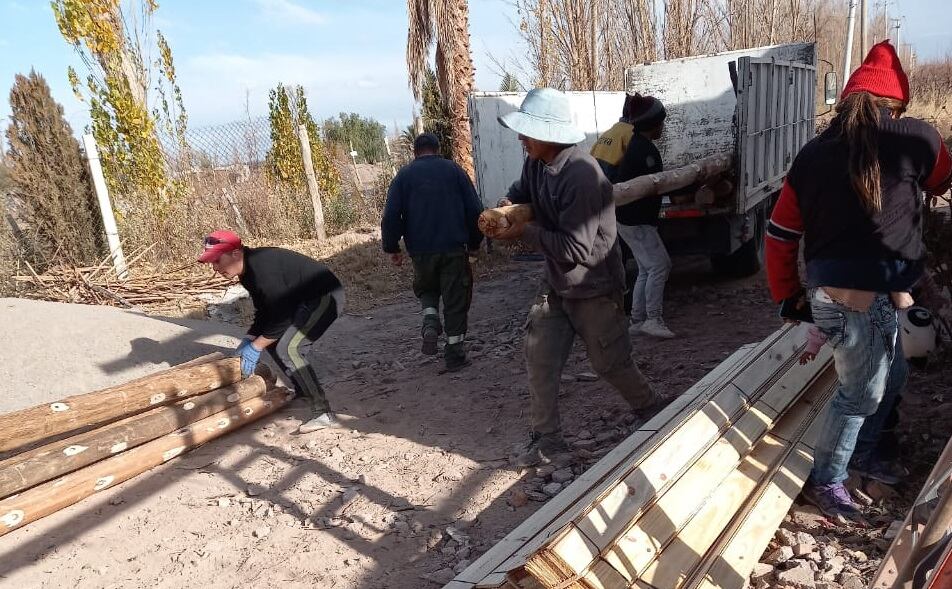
top-left (452, 339), bottom-right (767, 586)
top-left (515, 328), bottom-right (814, 585)
top-left (0, 358), bottom-right (243, 454)
top-left (643, 368), bottom-right (834, 589)
top-left (522, 351), bottom-right (833, 587)
top-left (687, 405), bottom-right (828, 589)
top-left (0, 388), bottom-right (292, 537)
top-left (0, 375), bottom-right (270, 499)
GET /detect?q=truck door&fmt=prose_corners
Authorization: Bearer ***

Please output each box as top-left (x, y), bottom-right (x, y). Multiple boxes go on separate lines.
top-left (734, 56), bottom-right (817, 214)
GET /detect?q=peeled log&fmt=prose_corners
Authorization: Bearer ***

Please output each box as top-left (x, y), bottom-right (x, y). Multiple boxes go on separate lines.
top-left (0, 375), bottom-right (270, 499)
top-left (613, 153), bottom-right (732, 206)
top-left (0, 387), bottom-right (293, 538)
top-left (478, 204), bottom-right (536, 239)
top-left (477, 154), bottom-right (733, 239)
top-left (0, 358), bottom-right (244, 454)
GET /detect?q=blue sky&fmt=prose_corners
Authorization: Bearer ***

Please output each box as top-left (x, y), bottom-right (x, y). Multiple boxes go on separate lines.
top-left (0, 0), bottom-right (949, 135)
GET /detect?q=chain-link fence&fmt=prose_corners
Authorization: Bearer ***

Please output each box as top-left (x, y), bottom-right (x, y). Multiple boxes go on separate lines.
top-left (160, 117), bottom-right (271, 173)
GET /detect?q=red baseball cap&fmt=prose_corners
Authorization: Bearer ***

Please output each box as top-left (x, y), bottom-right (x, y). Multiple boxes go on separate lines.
top-left (198, 230), bottom-right (242, 263)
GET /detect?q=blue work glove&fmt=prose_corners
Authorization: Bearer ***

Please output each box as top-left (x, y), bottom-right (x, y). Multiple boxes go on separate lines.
top-left (236, 340), bottom-right (262, 378)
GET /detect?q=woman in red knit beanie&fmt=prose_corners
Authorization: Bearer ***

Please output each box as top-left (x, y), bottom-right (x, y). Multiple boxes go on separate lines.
top-left (765, 41), bottom-right (952, 521)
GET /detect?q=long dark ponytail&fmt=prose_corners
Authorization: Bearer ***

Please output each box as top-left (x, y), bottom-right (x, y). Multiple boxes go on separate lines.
top-left (833, 91), bottom-right (906, 213)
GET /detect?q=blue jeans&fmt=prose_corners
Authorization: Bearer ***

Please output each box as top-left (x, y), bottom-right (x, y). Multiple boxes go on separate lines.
top-left (809, 291), bottom-right (908, 485)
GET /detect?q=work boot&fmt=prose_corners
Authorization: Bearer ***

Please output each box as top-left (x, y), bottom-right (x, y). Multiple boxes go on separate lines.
top-left (801, 482), bottom-right (864, 522)
top-left (512, 432), bottom-right (569, 468)
top-left (444, 342), bottom-right (471, 372)
top-left (297, 412), bottom-right (341, 434)
top-left (639, 318), bottom-right (676, 339)
top-left (421, 325), bottom-right (440, 356)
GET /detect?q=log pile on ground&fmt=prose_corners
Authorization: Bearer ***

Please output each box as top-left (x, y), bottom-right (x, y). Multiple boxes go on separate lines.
top-left (478, 154), bottom-right (733, 239)
top-left (448, 324), bottom-right (836, 589)
top-left (13, 246), bottom-right (231, 311)
top-left (0, 353), bottom-right (291, 537)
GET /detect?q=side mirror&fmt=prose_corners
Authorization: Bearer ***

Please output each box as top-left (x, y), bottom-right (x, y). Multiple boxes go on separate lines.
top-left (824, 72), bottom-right (838, 106)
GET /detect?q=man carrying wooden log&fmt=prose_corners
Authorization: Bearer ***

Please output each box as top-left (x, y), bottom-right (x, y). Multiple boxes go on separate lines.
top-left (199, 230), bottom-right (345, 433)
top-left (590, 94), bottom-right (639, 318)
top-left (495, 88), bottom-right (659, 467)
top-left (614, 94), bottom-right (674, 339)
top-left (381, 133), bottom-right (485, 372)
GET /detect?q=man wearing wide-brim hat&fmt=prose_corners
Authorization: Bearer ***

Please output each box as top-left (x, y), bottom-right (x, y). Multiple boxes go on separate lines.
top-left (495, 88), bottom-right (660, 467)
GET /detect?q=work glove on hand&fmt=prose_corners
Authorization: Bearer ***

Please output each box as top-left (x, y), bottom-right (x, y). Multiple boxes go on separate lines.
top-left (236, 340), bottom-right (262, 378)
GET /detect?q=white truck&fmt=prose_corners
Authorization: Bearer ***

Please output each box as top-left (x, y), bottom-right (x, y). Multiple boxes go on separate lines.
top-left (468, 42), bottom-right (832, 276)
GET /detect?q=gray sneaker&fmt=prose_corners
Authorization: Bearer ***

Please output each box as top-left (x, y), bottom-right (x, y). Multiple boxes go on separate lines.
top-left (421, 326), bottom-right (439, 356)
top-left (639, 318), bottom-right (675, 339)
top-left (297, 412), bottom-right (341, 434)
top-left (512, 432), bottom-right (569, 468)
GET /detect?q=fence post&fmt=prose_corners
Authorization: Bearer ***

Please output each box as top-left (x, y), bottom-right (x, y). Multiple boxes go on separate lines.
top-left (82, 134), bottom-right (128, 280)
top-left (297, 124), bottom-right (327, 241)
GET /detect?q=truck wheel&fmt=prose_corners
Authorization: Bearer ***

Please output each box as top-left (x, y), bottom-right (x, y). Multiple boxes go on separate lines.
top-left (710, 209), bottom-right (766, 278)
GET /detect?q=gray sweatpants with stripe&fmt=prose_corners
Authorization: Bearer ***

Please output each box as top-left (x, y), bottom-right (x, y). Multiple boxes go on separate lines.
top-left (267, 288), bottom-right (344, 415)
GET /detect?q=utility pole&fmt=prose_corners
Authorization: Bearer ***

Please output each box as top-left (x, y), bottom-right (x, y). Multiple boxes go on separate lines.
top-left (890, 18), bottom-right (901, 46)
top-left (842, 0), bottom-right (858, 94)
top-left (860, 0), bottom-right (868, 57)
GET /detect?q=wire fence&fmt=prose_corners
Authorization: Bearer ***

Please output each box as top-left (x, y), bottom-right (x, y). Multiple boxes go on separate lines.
top-left (160, 117), bottom-right (272, 173)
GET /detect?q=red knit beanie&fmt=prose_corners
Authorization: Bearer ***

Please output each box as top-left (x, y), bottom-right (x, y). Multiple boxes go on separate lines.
top-left (841, 40), bottom-right (909, 103)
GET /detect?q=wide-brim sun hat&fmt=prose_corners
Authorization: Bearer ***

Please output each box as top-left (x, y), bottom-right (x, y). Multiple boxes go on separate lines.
top-left (498, 88), bottom-right (586, 145)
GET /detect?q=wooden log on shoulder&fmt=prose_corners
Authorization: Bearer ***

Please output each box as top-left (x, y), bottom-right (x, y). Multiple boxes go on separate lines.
top-left (0, 387), bottom-right (293, 538)
top-left (0, 375), bottom-right (270, 499)
top-left (0, 357), bottom-right (244, 454)
top-left (477, 154), bottom-right (733, 239)
top-left (613, 154), bottom-right (732, 207)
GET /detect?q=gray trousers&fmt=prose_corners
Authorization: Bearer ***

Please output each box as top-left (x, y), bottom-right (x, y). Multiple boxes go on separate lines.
top-left (524, 281), bottom-right (657, 434)
top-left (617, 224), bottom-right (672, 321)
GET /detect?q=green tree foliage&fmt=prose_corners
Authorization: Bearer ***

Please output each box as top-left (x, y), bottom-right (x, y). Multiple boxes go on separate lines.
top-left (265, 84), bottom-right (340, 199)
top-left (52, 0), bottom-right (187, 212)
top-left (4, 70), bottom-right (104, 264)
top-left (499, 71), bottom-right (523, 92)
top-left (322, 113), bottom-right (387, 164)
top-left (420, 69), bottom-right (453, 160)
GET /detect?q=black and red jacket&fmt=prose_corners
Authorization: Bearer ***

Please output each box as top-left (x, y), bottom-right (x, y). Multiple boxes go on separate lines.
top-left (766, 110), bottom-right (952, 303)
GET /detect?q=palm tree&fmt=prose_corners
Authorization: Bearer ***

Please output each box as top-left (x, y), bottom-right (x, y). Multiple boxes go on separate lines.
top-left (406, 0), bottom-right (475, 180)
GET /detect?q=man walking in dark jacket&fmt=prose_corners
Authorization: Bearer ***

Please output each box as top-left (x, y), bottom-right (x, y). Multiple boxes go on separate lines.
top-left (495, 88), bottom-right (658, 467)
top-left (382, 133), bottom-right (484, 371)
top-left (199, 230), bottom-right (345, 434)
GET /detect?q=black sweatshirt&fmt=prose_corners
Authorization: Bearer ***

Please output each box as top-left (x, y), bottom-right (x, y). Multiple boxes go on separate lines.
top-left (615, 133), bottom-right (663, 226)
top-left (239, 247), bottom-right (342, 339)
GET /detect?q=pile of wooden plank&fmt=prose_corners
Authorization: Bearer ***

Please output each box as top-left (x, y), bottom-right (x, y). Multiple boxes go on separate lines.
top-left (449, 324), bottom-right (837, 589)
top-left (0, 353), bottom-right (291, 537)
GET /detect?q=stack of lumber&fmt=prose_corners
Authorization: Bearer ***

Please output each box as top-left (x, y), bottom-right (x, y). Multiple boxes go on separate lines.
top-left (478, 154), bottom-right (732, 239)
top-left (0, 353), bottom-right (291, 537)
top-left (448, 324), bottom-right (837, 589)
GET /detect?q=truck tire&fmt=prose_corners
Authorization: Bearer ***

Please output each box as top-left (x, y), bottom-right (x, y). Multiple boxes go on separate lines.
top-left (710, 207), bottom-right (766, 278)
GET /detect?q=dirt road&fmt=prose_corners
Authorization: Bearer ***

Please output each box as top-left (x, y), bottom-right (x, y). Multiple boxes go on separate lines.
top-left (0, 260), bottom-right (815, 588)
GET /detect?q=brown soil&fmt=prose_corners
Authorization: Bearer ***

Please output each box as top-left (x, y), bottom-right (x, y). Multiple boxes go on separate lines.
top-left (0, 248), bottom-right (947, 589)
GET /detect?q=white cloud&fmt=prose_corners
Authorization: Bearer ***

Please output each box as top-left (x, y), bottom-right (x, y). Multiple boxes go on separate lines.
top-left (253, 0), bottom-right (327, 26)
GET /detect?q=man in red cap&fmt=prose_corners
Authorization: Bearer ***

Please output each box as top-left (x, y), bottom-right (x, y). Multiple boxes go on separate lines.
top-left (199, 230), bottom-right (346, 434)
top-left (766, 40), bottom-right (952, 521)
